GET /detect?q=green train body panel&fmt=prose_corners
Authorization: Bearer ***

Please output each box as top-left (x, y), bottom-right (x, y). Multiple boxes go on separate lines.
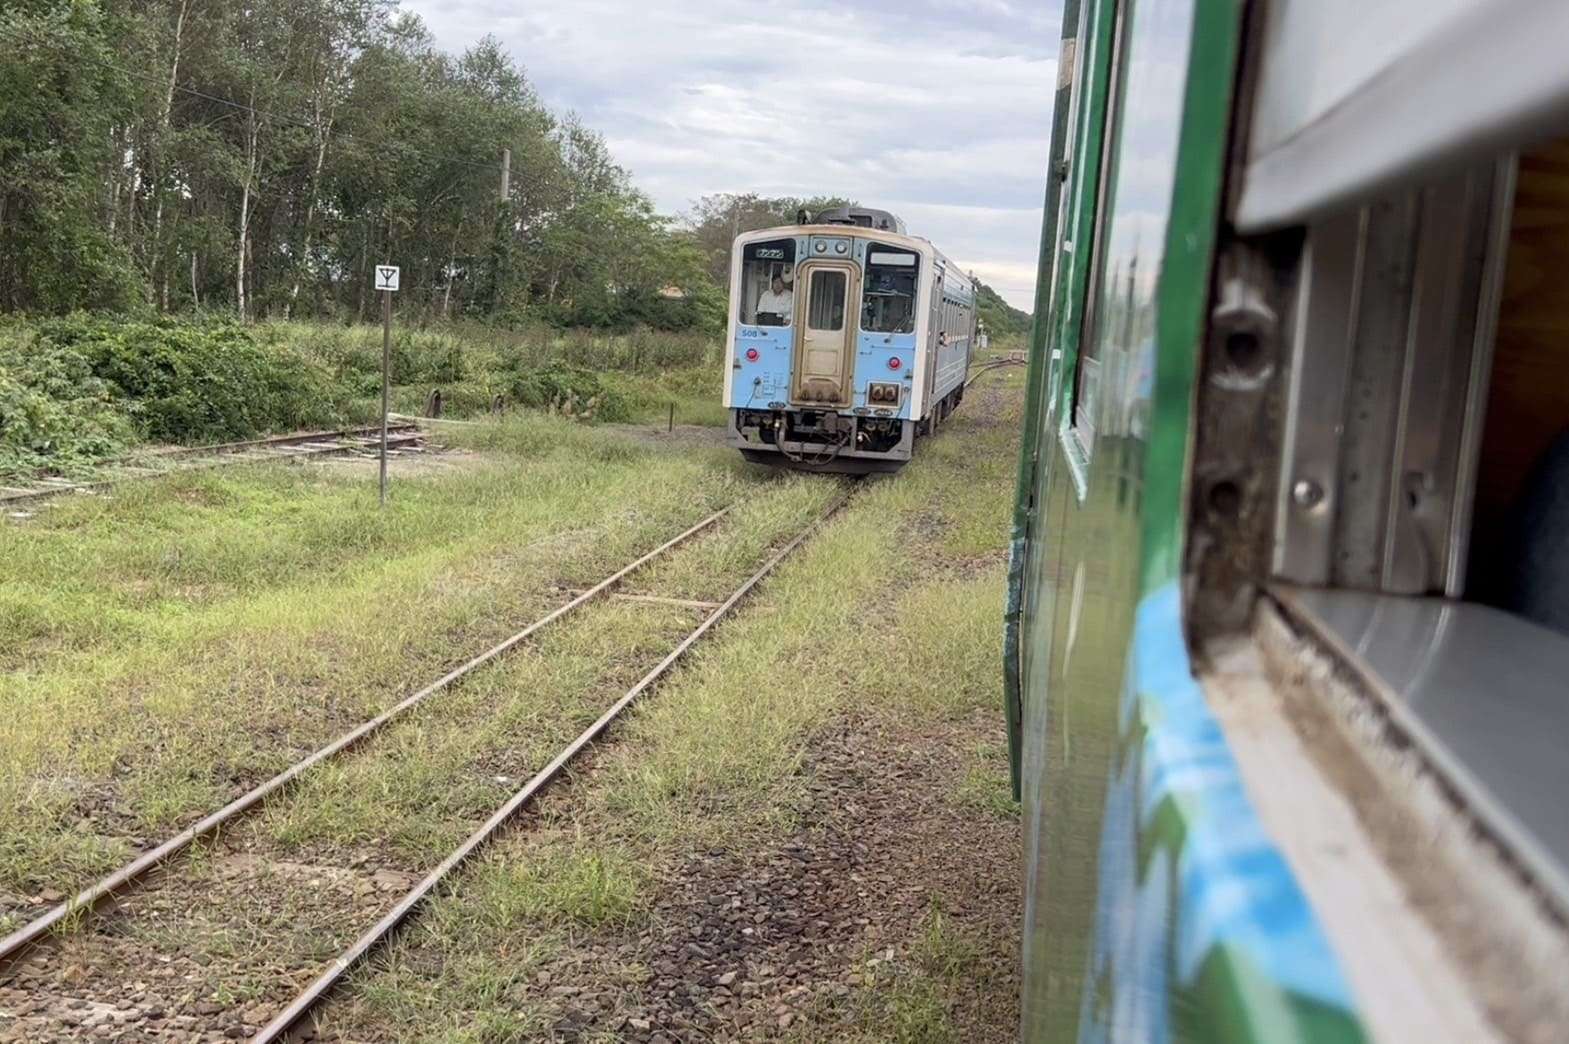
top-left (1005, 0), bottom-right (1374, 1040)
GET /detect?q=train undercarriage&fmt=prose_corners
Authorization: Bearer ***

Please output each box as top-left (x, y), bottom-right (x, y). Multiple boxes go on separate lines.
top-left (730, 385), bottom-right (964, 475)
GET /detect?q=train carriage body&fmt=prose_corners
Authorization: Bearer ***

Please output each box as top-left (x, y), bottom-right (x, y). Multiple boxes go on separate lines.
top-left (1007, 1), bottom-right (1569, 1042)
top-left (723, 209), bottom-right (977, 473)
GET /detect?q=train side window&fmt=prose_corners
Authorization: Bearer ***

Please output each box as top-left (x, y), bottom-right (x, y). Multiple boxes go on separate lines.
top-left (1254, 138), bottom-right (1569, 931)
top-left (1062, 1), bottom-right (1129, 457)
top-left (1068, 0), bottom-right (1190, 461)
top-left (862, 249), bottom-right (919, 334)
top-left (738, 239), bottom-right (797, 326)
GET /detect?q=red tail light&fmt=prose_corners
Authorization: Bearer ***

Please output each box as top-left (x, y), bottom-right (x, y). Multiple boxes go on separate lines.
top-left (888, 356), bottom-right (902, 370)
top-left (744, 348), bottom-right (760, 362)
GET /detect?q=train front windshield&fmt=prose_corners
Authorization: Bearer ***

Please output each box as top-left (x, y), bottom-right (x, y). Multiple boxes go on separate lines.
top-left (738, 239), bottom-right (797, 326)
top-left (862, 248), bottom-right (918, 333)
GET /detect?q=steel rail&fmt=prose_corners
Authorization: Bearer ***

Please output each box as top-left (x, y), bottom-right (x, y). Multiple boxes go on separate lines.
top-left (254, 488), bottom-right (851, 1043)
top-left (118, 423), bottom-right (423, 462)
top-left (964, 357), bottom-right (1027, 390)
top-left (0, 425), bottom-right (424, 507)
top-left (0, 505), bottom-right (731, 968)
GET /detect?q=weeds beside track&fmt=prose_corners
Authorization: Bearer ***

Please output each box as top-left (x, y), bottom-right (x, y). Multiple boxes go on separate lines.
top-left (0, 424), bottom-right (425, 512)
top-left (0, 478), bottom-right (849, 1040)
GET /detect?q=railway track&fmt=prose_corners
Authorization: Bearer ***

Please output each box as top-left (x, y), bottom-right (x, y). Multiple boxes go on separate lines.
top-left (0, 423), bottom-right (425, 510)
top-left (0, 488), bottom-right (850, 1040)
top-left (964, 353), bottom-right (1026, 389)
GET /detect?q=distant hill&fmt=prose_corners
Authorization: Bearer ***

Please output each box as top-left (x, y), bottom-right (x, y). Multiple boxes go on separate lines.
top-left (976, 280), bottom-right (1033, 340)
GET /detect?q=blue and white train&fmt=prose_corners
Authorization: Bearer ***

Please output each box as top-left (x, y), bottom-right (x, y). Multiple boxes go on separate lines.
top-left (724, 207), bottom-right (977, 473)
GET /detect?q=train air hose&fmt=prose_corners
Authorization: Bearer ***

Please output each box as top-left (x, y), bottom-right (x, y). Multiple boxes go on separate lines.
top-left (777, 417), bottom-right (851, 468)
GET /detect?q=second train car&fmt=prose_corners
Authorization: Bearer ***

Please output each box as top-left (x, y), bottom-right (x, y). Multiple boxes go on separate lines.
top-left (724, 207), bottom-right (977, 473)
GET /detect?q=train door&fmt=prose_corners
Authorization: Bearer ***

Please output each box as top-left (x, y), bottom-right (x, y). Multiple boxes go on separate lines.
top-left (925, 271), bottom-right (943, 417)
top-left (792, 262), bottom-right (858, 405)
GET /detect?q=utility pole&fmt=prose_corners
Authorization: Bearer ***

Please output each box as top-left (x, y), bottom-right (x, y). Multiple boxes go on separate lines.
top-left (500, 148), bottom-right (511, 201)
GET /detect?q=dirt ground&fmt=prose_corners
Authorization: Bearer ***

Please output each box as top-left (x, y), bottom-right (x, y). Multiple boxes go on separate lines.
top-left (465, 713), bottom-right (1022, 1044)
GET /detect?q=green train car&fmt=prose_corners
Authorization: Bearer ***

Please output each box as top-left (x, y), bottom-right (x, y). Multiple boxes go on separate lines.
top-left (1004, 1), bottom-right (1569, 1041)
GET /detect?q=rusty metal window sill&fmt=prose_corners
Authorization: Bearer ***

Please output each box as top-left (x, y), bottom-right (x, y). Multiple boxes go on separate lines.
top-left (1270, 584), bottom-right (1569, 915)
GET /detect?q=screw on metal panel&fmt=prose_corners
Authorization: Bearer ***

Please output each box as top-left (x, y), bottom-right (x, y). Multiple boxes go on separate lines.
top-left (1291, 478), bottom-right (1324, 509)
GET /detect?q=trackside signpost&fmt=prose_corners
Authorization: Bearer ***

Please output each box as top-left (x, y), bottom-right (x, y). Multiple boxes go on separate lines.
top-left (374, 264), bottom-right (400, 507)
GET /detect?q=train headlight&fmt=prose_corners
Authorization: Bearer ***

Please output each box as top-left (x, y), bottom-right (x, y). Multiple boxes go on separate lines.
top-left (888, 356), bottom-right (902, 370)
top-left (744, 348), bottom-right (760, 362)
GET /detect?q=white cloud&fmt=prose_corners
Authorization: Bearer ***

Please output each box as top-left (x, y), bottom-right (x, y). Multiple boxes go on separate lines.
top-left (398, 0), bottom-right (1061, 309)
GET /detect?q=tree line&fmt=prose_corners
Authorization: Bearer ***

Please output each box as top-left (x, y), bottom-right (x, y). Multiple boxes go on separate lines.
top-left (1, 1), bottom-right (1032, 335)
top-left (1, 0), bottom-right (721, 329)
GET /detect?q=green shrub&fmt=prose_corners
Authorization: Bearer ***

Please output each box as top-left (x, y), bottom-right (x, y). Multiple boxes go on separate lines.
top-left (508, 364), bottom-right (628, 422)
top-left (0, 334), bottom-right (134, 477)
top-left (31, 314), bottom-right (339, 443)
top-left (0, 314), bottom-right (721, 478)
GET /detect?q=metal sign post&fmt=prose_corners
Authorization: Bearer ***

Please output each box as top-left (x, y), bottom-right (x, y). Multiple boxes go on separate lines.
top-left (374, 265), bottom-right (400, 506)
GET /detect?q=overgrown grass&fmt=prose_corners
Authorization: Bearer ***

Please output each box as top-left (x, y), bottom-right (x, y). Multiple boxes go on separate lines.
top-left (3, 366), bottom-right (1021, 1037)
top-left (460, 843), bottom-right (649, 930)
top-left (315, 386), bottom-right (1023, 1038)
top-left (252, 544), bottom-right (796, 863)
top-left (955, 755), bottom-right (1022, 820)
top-left (260, 318), bottom-right (723, 428)
top-left (0, 412), bottom-right (810, 899)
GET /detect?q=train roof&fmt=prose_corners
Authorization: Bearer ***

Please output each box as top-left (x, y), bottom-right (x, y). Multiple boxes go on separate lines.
top-left (734, 224), bottom-right (976, 287)
top-left (811, 206), bottom-right (907, 234)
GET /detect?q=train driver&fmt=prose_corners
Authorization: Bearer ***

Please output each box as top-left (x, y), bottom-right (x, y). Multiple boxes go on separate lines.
top-left (757, 274), bottom-right (793, 326)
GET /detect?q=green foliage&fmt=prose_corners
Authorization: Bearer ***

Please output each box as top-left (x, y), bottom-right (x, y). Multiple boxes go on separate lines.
top-left (975, 279), bottom-right (1032, 340)
top-left (0, 0), bottom-right (142, 312)
top-left (508, 364), bottom-right (628, 422)
top-left (31, 315), bottom-right (338, 443)
top-left (0, 0), bottom-right (725, 331)
top-left (0, 313), bottom-right (724, 478)
top-left (0, 329), bottom-right (135, 476)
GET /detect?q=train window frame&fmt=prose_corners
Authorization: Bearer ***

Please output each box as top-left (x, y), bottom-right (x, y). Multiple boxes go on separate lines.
top-left (1062, 0), bottom-right (1134, 483)
top-left (861, 247), bottom-right (920, 335)
top-left (1037, 0), bottom-right (1111, 463)
top-left (1046, 0), bottom-right (1131, 502)
top-left (737, 238), bottom-right (798, 328)
top-left (1250, 140), bottom-right (1569, 936)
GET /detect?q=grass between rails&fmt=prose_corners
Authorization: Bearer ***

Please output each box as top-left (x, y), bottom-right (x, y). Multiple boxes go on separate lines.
top-left (313, 384), bottom-right (1024, 1041)
top-left (0, 414), bottom-right (829, 913)
top-left (253, 490), bottom-right (838, 868)
top-left (103, 561), bottom-right (827, 1009)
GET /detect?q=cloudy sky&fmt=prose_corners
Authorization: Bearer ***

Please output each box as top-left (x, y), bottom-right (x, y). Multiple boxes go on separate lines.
top-left (400, 0), bottom-right (1061, 310)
